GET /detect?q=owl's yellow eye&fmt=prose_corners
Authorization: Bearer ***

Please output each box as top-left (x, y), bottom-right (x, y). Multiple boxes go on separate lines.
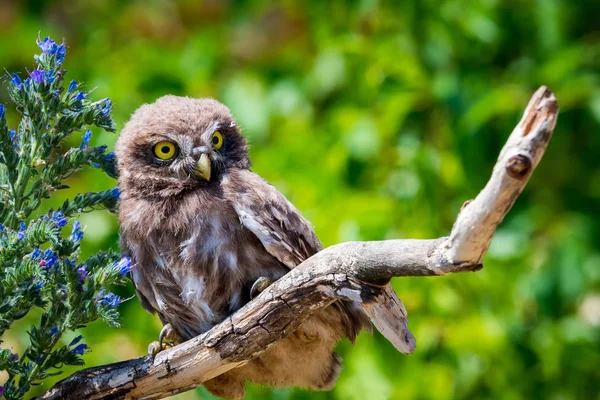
top-left (153, 141), bottom-right (176, 160)
top-left (211, 131), bottom-right (223, 150)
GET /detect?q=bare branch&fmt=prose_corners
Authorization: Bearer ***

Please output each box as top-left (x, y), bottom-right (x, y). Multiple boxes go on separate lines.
top-left (38, 87), bottom-right (558, 400)
top-left (442, 86), bottom-right (558, 265)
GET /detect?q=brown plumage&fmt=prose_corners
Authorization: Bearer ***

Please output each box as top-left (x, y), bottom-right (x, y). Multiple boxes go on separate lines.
top-left (115, 96), bottom-right (371, 398)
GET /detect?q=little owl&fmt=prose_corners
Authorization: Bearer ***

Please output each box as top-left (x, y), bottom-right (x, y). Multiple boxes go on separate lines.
top-left (115, 96), bottom-right (372, 398)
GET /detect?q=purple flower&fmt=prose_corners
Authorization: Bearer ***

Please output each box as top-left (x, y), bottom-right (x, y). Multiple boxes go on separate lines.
top-left (29, 69), bottom-right (44, 84)
top-left (75, 91), bottom-right (86, 101)
top-left (10, 352), bottom-right (18, 361)
top-left (113, 256), bottom-right (132, 275)
top-left (17, 222), bottom-right (26, 240)
top-left (109, 187), bottom-right (120, 200)
top-left (0, 104), bottom-right (5, 119)
top-left (38, 37), bottom-right (57, 53)
top-left (37, 37), bottom-right (66, 63)
top-left (68, 80), bottom-right (77, 93)
top-left (49, 325), bottom-right (59, 336)
top-left (0, 223), bottom-right (4, 232)
top-left (73, 343), bottom-right (88, 355)
top-left (105, 152), bottom-right (115, 162)
top-left (77, 265), bottom-right (87, 281)
top-left (10, 73), bottom-right (22, 87)
top-left (0, 386), bottom-right (4, 396)
top-left (70, 220), bottom-right (84, 242)
top-left (69, 335), bottom-right (83, 346)
top-left (80, 130), bottom-right (91, 150)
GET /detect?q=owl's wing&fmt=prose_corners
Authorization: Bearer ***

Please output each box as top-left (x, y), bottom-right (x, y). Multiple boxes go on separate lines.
top-left (222, 169), bottom-right (373, 342)
top-left (222, 169), bottom-right (323, 269)
top-left (119, 236), bottom-right (157, 316)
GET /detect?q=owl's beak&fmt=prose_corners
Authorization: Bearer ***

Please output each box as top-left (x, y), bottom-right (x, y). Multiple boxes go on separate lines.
top-left (193, 153), bottom-right (211, 181)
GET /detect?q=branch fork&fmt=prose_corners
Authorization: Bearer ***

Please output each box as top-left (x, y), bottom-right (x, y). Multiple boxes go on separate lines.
top-left (39, 87), bottom-right (558, 400)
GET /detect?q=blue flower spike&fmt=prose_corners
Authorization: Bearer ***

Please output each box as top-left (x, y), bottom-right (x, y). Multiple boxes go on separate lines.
top-left (51, 211), bottom-right (68, 228)
top-left (113, 256), bottom-right (132, 276)
top-left (0, 36), bottom-right (123, 396)
top-left (70, 220), bottom-right (84, 242)
top-left (80, 130), bottom-right (92, 150)
top-left (31, 247), bottom-right (43, 260)
top-left (49, 325), bottom-right (59, 337)
top-left (98, 289), bottom-right (122, 307)
top-left (68, 80), bottom-right (77, 93)
top-left (109, 187), bottom-right (120, 200)
top-left (73, 343), bottom-right (88, 355)
top-left (10, 73), bottom-right (22, 87)
top-left (77, 265), bottom-right (87, 282)
top-left (37, 36), bottom-right (67, 63)
top-left (17, 222), bottom-right (26, 240)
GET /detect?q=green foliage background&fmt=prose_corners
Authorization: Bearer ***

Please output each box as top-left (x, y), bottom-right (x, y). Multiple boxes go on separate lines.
top-left (1, 0), bottom-right (598, 399)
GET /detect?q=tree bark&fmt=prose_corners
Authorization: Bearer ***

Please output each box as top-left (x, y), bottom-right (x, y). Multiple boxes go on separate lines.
top-left (38, 86), bottom-right (558, 400)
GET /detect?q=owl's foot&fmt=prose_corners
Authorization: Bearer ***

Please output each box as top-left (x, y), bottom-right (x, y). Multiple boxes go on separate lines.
top-left (250, 276), bottom-right (275, 299)
top-left (147, 341), bottom-right (163, 356)
top-left (147, 323), bottom-right (179, 356)
top-left (159, 323), bottom-right (178, 345)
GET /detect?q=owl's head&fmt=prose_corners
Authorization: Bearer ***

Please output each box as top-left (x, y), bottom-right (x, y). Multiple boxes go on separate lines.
top-left (115, 96), bottom-right (250, 198)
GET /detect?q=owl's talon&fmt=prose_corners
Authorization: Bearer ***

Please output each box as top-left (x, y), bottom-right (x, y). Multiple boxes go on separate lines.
top-left (159, 323), bottom-right (178, 348)
top-left (148, 324), bottom-right (179, 356)
top-left (148, 341), bottom-right (162, 356)
top-left (250, 277), bottom-right (275, 299)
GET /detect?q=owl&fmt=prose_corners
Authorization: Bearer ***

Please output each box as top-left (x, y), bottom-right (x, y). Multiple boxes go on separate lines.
top-left (115, 96), bottom-right (372, 399)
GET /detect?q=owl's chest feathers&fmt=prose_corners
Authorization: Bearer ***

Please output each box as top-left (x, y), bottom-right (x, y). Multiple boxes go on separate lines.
top-left (122, 189), bottom-right (285, 337)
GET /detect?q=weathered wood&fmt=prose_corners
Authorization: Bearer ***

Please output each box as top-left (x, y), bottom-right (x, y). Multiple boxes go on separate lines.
top-left (442, 86), bottom-right (558, 264)
top-left (38, 86), bottom-right (558, 400)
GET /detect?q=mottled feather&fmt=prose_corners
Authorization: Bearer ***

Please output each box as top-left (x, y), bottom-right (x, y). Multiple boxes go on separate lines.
top-left (223, 169), bottom-right (370, 342)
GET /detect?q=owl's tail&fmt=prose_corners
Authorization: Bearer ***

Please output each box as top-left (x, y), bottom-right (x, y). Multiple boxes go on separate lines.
top-left (335, 282), bottom-right (415, 354)
top-left (361, 283), bottom-right (416, 354)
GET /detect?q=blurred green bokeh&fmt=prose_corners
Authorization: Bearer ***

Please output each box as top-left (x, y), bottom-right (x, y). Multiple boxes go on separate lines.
top-left (1, 0), bottom-right (599, 399)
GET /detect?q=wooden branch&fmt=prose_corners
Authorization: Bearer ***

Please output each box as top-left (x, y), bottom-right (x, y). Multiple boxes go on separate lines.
top-left (38, 86), bottom-right (558, 400)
